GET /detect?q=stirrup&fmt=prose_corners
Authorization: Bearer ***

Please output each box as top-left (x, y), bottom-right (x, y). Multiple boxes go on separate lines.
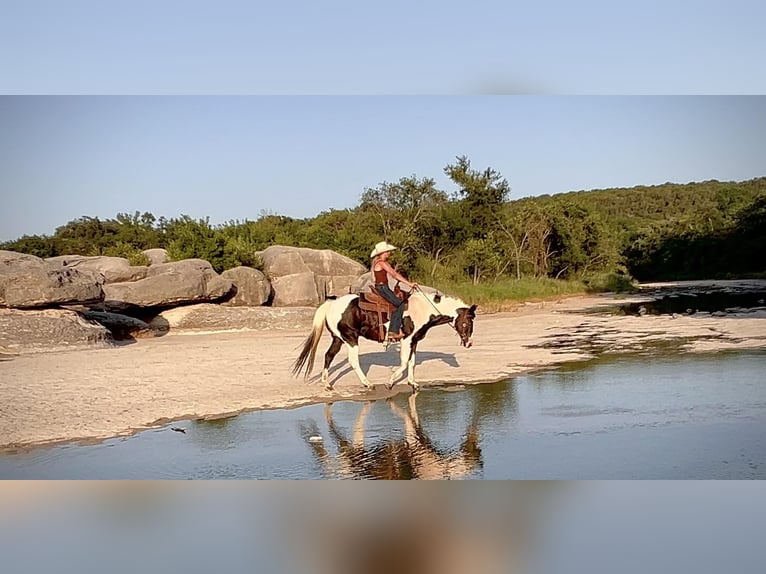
top-left (384, 333), bottom-right (403, 349)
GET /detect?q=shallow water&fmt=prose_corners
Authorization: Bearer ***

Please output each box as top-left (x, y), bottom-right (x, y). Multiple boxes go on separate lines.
top-left (606, 289), bottom-right (766, 317)
top-left (1, 351), bottom-right (765, 479)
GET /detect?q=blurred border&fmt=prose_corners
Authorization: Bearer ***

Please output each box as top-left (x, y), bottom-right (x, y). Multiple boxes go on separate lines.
top-left (2, 481), bottom-right (765, 574)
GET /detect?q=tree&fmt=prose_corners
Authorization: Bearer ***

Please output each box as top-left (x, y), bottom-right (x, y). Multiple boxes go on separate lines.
top-left (444, 155), bottom-right (511, 238)
top-left (360, 175), bottom-right (447, 271)
top-left (164, 215), bottom-right (226, 271)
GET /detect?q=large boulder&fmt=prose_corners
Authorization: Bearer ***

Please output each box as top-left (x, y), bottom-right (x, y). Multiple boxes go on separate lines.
top-left (148, 303), bottom-right (314, 332)
top-left (0, 308), bottom-right (113, 353)
top-left (1, 251), bottom-right (45, 306)
top-left (1, 266), bottom-right (105, 309)
top-left (0, 250), bottom-right (46, 273)
top-left (257, 246), bottom-right (366, 305)
top-left (46, 255), bottom-right (147, 283)
top-left (220, 266), bottom-right (272, 306)
top-left (259, 245), bottom-right (365, 277)
top-left (102, 260), bottom-right (232, 310)
top-left (144, 258), bottom-right (213, 277)
top-left (142, 248), bottom-right (169, 266)
top-left (270, 272), bottom-right (321, 307)
top-left (351, 272), bottom-right (375, 294)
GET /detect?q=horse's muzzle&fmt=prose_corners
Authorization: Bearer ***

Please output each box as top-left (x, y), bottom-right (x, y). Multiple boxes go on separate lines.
top-left (462, 338), bottom-right (473, 348)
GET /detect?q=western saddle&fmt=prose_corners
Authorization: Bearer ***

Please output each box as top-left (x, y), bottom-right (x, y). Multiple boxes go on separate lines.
top-left (358, 284), bottom-right (408, 342)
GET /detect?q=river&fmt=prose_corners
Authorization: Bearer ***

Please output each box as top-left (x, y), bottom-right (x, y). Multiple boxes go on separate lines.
top-left (1, 350), bottom-right (764, 479)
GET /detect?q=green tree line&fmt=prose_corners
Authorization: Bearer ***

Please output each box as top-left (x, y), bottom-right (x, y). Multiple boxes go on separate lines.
top-left (3, 157), bottom-right (764, 285)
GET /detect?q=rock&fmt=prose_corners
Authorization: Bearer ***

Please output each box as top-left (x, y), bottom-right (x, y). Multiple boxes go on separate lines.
top-left (1, 251), bottom-right (44, 306)
top-left (256, 246), bottom-right (366, 305)
top-left (1, 267), bottom-right (105, 309)
top-left (145, 258), bottom-right (213, 277)
top-left (258, 245), bottom-right (365, 277)
top-left (270, 272), bottom-right (321, 307)
top-left (80, 310), bottom-right (156, 340)
top-left (46, 255), bottom-right (147, 283)
top-left (0, 308), bottom-right (113, 353)
top-left (220, 267), bottom-right (272, 306)
top-left (351, 272), bottom-right (375, 294)
top-left (148, 303), bottom-right (315, 332)
top-left (0, 250), bottom-right (46, 272)
top-left (103, 266), bottom-right (232, 310)
top-left (142, 248), bottom-right (169, 265)
top-left (314, 274), bottom-right (361, 298)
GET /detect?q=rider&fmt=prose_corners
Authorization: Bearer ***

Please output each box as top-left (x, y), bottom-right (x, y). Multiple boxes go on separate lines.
top-left (370, 241), bottom-right (418, 341)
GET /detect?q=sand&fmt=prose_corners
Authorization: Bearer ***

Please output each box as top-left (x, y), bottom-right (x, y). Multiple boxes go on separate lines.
top-left (1, 290), bottom-right (765, 450)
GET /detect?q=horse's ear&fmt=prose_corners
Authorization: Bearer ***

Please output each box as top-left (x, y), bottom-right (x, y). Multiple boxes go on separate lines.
top-left (469, 304), bottom-right (477, 316)
top-left (433, 292), bottom-right (442, 303)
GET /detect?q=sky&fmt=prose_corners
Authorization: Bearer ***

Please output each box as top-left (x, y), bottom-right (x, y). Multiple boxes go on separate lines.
top-left (1, 0), bottom-right (765, 94)
top-left (1, 96), bottom-right (765, 241)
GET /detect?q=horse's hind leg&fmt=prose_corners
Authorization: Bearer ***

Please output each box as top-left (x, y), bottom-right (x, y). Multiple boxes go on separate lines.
top-left (347, 344), bottom-right (374, 389)
top-left (323, 336), bottom-right (343, 390)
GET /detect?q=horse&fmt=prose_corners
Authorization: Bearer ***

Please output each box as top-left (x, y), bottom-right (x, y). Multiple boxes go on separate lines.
top-left (292, 289), bottom-right (477, 391)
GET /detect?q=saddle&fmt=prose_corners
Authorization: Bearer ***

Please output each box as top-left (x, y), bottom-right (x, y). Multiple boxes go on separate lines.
top-left (359, 284), bottom-right (408, 342)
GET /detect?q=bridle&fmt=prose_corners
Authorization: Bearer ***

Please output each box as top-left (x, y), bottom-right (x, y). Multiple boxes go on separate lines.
top-left (414, 286), bottom-right (460, 336)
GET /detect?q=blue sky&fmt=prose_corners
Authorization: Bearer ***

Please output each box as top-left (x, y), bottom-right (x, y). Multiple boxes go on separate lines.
top-left (1, 0), bottom-right (765, 94)
top-left (1, 96), bottom-right (764, 241)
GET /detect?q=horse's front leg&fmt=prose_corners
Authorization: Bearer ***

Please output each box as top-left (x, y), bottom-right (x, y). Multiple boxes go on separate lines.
top-left (407, 343), bottom-right (419, 392)
top-left (347, 343), bottom-right (374, 389)
top-left (387, 339), bottom-right (412, 390)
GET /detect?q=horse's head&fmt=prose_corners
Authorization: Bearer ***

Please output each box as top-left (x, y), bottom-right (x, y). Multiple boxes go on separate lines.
top-left (454, 304), bottom-right (477, 348)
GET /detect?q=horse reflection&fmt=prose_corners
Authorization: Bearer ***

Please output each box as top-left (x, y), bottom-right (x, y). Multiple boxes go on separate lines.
top-left (305, 393), bottom-right (482, 480)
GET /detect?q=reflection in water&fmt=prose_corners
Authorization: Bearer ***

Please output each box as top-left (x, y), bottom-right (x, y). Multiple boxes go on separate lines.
top-left (303, 393), bottom-right (483, 479)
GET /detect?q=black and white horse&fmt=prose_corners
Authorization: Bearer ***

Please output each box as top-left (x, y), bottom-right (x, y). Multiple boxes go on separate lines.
top-left (292, 290), bottom-right (476, 391)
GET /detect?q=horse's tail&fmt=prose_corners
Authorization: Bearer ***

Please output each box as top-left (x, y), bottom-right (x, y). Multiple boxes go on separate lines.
top-left (292, 298), bottom-right (333, 378)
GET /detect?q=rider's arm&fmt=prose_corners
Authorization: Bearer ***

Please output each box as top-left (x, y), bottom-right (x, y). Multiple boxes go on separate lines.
top-left (379, 261), bottom-right (418, 289)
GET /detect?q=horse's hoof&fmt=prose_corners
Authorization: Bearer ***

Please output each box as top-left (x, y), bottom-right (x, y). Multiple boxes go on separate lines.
top-left (386, 383), bottom-right (395, 391)
top-left (408, 383), bottom-right (420, 392)
top-left (324, 385), bottom-right (334, 392)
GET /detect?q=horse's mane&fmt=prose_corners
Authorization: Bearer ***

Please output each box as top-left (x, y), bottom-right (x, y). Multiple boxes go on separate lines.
top-left (409, 290), bottom-right (467, 317)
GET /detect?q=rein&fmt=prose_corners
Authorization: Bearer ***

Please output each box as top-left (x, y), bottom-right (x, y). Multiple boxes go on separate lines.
top-left (415, 287), bottom-right (459, 334)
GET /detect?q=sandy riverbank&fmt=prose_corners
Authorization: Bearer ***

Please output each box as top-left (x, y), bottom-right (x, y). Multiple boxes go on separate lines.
top-left (2, 286), bottom-right (765, 450)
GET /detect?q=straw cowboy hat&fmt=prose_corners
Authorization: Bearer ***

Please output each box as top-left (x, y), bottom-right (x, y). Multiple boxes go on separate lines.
top-left (370, 241), bottom-right (397, 258)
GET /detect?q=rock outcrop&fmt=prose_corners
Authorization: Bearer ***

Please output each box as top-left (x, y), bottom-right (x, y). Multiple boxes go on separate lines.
top-left (257, 245), bottom-right (366, 306)
top-left (1, 250), bottom-right (105, 308)
top-left (148, 303), bottom-right (314, 332)
top-left (270, 272), bottom-right (322, 307)
top-left (142, 248), bottom-right (169, 265)
top-left (45, 255), bottom-right (148, 283)
top-left (220, 266), bottom-right (272, 307)
top-left (0, 308), bottom-right (113, 353)
top-left (103, 260), bottom-right (232, 310)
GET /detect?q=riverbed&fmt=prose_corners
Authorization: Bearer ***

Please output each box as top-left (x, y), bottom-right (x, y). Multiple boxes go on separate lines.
top-left (1, 281), bottom-right (765, 455)
top-left (2, 351), bottom-right (764, 479)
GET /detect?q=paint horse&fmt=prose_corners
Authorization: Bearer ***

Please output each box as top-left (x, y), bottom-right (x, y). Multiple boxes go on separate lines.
top-left (292, 289), bottom-right (476, 391)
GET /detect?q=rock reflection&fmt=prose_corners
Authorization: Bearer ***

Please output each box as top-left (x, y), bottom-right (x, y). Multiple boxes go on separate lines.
top-left (303, 392), bottom-right (483, 479)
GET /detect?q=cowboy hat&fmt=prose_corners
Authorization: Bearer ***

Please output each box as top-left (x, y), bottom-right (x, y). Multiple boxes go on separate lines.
top-left (370, 241), bottom-right (397, 258)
